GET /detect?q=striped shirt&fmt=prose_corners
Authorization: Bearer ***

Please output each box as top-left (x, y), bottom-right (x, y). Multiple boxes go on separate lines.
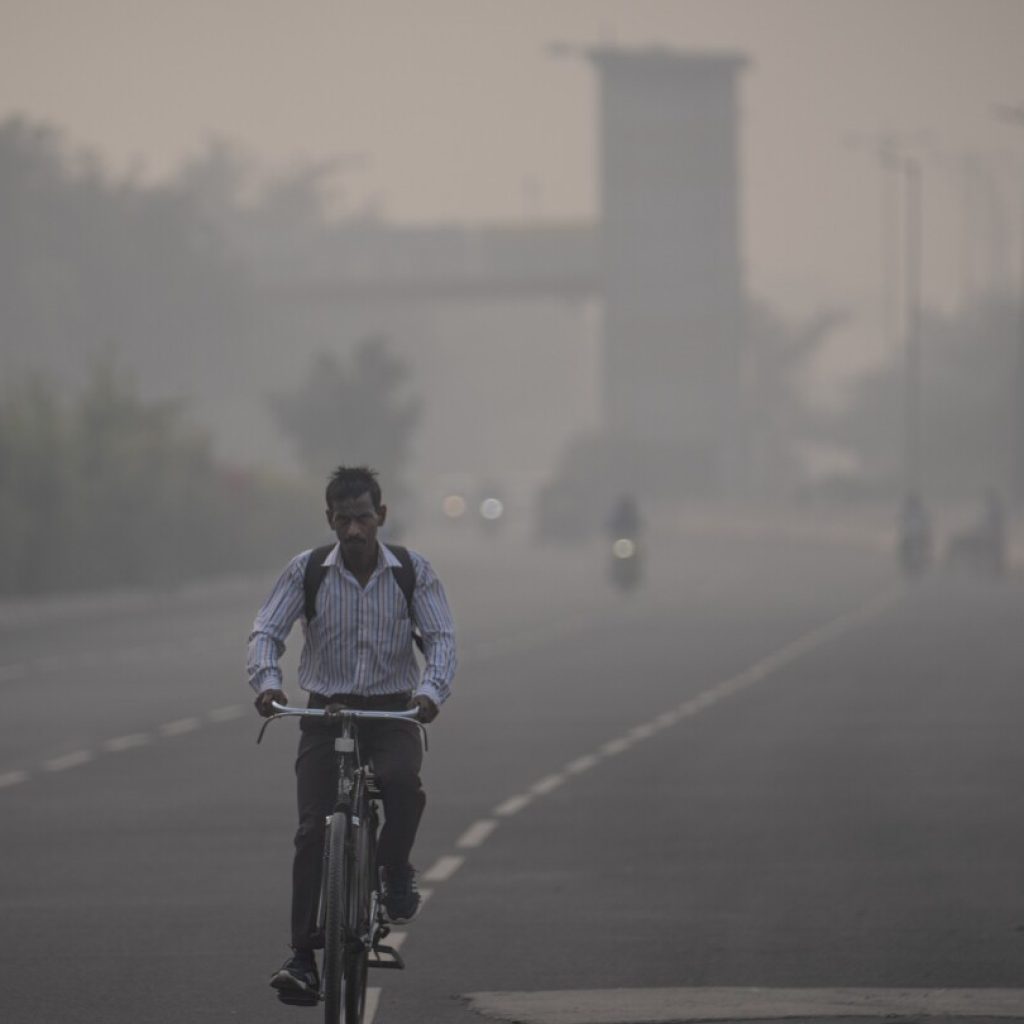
top-left (246, 542), bottom-right (457, 707)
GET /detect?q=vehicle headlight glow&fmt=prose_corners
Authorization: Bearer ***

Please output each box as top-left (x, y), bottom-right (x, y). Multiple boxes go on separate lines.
top-left (612, 538), bottom-right (636, 559)
top-left (442, 494), bottom-right (467, 518)
top-left (479, 498), bottom-right (504, 520)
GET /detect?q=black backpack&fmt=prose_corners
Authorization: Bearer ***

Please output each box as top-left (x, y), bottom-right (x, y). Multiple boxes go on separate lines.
top-left (302, 543), bottom-right (425, 653)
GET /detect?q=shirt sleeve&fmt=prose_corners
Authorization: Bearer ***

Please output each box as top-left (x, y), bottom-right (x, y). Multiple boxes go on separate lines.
top-left (246, 552), bottom-right (308, 694)
top-left (409, 554), bottom-right (457, 707)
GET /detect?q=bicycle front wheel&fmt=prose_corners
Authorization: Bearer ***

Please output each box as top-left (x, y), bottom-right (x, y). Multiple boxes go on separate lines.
top-left (343, 807), bottom-right (375, 1023)
top-left (322, 811), bottom-right (349, 1024)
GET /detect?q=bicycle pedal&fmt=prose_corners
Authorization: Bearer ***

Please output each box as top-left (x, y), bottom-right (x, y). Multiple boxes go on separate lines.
top-left (275, 989), bottom-right (319, 1007)
top-left (368, 944), bottom-right (405, 970)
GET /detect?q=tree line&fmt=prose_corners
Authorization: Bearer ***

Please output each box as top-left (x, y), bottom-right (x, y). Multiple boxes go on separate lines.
top-left (0, 357), bottom-right (313, 595)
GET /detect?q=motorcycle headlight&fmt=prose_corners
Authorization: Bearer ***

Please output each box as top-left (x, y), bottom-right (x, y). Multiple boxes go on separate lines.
top-left (612, 538), bottom-right (636, 559)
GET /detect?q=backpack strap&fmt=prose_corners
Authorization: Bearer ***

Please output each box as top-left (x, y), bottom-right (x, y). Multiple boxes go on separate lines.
top-left (302, 545), bottom-right (336, 622)
top-left (302, 541), bottom-right (425, 654)
top-left (385, 544), bottom-right (425, 653)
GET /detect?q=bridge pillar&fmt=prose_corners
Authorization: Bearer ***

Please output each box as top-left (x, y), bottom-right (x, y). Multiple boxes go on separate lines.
top-left (590, 47), bottom-right (748, 491)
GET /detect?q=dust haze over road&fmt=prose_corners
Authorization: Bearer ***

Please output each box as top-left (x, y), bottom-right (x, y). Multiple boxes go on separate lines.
top-left (3, 512), bottom-right (1024, 1023)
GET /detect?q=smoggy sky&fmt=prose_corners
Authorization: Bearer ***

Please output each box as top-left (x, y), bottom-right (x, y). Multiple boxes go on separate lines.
top-left (4, 0), bottom-right (1024, 388)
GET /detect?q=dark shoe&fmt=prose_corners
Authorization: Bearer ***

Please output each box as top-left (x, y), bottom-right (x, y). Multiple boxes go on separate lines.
top-left (270, 950), bottom-right (319, 1005)
top-left (381, 864), bottom-right (421, 924)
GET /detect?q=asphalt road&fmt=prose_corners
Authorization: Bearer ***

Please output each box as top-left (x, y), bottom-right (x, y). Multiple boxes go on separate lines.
top-left (3, 516), bottom-right (1024, 1024)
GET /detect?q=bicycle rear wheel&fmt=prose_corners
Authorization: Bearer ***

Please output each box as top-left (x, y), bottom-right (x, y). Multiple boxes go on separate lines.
top-left (343, 804), bottom-right (376, 1023)
top-left (322, 812), bottom-right (349, 1024)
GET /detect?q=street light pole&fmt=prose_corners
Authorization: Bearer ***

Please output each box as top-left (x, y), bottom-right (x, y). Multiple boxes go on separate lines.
top-left (881, 140), bottom-right (902, 361)
top-left (904, 156), bottom-right (924, 496)
top-left (993, 104), bottom-right (1024, 506)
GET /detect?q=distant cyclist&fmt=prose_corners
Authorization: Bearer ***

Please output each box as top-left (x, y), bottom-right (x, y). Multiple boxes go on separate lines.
top-left (607, 493), bottom-right (642, 539)
top-left (898, 490), bottom-right (931, 578)
top-left (247, 465), bottom-right (457, 1000)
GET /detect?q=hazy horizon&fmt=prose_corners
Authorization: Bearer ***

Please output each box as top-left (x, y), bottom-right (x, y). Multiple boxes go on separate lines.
top-left (4, 0), bottom-right (1024, 396)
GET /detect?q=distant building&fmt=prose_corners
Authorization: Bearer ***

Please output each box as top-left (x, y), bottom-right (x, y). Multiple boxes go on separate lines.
top-left (248, 46), bottom-right (751, 508)
top-left (592, 48), bottom-right (748, 484)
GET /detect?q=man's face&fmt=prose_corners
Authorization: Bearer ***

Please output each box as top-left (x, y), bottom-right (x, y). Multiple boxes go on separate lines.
top-left (326, 491), bottom-right (386, 562)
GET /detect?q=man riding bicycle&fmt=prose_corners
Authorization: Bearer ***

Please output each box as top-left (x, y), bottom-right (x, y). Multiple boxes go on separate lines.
top-left (247, 465), bottom-right (457, 1001)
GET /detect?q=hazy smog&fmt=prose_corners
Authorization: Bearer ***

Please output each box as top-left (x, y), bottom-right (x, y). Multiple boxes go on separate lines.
top-left (2, 0), bottom-right (1023, 573)
top-left (4, 4), bottom-right (1024, 1022)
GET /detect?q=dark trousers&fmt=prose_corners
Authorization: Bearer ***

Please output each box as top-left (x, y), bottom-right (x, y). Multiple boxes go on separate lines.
top-left (291, 693), bottom-right (425, 950)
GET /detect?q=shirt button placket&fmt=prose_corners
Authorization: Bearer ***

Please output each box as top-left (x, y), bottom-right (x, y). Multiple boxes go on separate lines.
top-left (356, 591), bottom-right (366, 687)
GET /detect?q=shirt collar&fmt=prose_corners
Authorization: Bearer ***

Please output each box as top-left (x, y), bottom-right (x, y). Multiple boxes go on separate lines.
top-left (322, 542), bottom-right (399, 571)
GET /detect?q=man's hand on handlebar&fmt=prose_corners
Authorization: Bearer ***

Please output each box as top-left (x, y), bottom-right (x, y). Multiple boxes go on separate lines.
top-left (408, 694), bottom-right (439, 723)
top-left (255, 688), bottom-right (287, 718)
top-left (324, 702), bottom-right (349, 721)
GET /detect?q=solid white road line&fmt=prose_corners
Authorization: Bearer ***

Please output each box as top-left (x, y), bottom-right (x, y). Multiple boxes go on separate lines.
top-left (103, 733), bottom-right (151, 753)
top-left (465, 987), bottom-right (1024, 1023)
top-left (43, 750), bottom-right (94, 772)
top-left (421, 855), bottom-right (464, 883)
top-left (457, 819), bottom-right (498, 849)
top-left (0, 770), bottom-right (29, 789)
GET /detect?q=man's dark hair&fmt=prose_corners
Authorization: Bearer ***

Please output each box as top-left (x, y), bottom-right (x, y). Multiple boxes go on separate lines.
top-left (325, 465), bottom-right (383, 510)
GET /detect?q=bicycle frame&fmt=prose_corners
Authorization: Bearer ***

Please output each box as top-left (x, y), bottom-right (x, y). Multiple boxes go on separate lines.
top-left (260, 701), bottom-right (424, 1024)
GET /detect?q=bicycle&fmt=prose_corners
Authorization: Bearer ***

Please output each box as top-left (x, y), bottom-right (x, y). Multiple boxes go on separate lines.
top-left (258, 701), bottom-right (427, 1024)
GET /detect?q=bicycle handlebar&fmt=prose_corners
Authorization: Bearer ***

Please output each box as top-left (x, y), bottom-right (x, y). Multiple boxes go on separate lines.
top-left (268, 701), bottom-right (422, 720)
top-left (257, 699), bottom-right (426, 745)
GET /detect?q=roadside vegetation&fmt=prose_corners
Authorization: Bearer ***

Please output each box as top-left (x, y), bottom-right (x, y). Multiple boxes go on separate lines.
top-left (0, 357), bottom-right (311, 596)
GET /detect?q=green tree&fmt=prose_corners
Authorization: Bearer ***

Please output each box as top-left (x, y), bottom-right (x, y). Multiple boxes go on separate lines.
top-left (270, 335), bottom-right (421, 520)
top-left (824, 293), bottom-right (1018, 499)
top-left (0, 357), bottom-right (308, 595)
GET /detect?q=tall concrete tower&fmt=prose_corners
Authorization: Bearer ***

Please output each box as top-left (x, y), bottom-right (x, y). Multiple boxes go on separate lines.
top-left (590, 47), bottom-right (748, 487)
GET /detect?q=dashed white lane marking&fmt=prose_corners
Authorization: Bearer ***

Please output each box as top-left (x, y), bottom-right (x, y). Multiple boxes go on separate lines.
top-left (628, 722), bottom-right (659, 741)
top-left (465, 986), bottom-right (1024, 1023)
top-left (365, 988), bottom-right (381, 1023)
top-left (43, 750), bottom-right (94, 772)
top-left (208, 704), bottom-right (245, 722)
top-left (159, 717), bottom-right (201, 737)
top-left (421, 854), bottom-right (464, 883)
top-left (102, 733), bottom-right (152, 753)
top-left (457, 820), bottom-right (498, 849)
top-left (601, 737), bottom-right (633, 756)
top-left (462, 589), bottom-right (900, 869)
top-left (1, 704), bottom-right (252, 789)
top-left (565, 754), bottom-right (600, 775)
top-left (530, 774), bottom-right (565, 796)
top-left (493, 793), bottom-right (532, 817)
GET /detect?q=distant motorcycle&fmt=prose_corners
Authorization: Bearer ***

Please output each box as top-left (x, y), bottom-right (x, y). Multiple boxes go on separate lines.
top-left (899, 527), bottom-right (930, 578)
top-left (609, 535), bottom-right (643, 591)
top-left (897, 492), bottom-right (932, 580)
